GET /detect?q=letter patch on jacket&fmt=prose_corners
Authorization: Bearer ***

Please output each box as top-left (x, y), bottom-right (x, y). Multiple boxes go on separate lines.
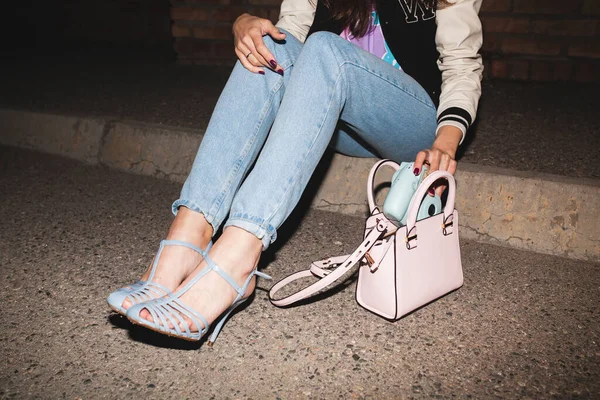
top-left (397, 0), bottom-right (435, 23)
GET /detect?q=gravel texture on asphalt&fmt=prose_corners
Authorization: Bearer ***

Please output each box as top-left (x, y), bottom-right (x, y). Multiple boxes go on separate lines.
top-left (1, 146), bottom-right (599, 399)
top-left (0, 49), bottom-right (598, 179)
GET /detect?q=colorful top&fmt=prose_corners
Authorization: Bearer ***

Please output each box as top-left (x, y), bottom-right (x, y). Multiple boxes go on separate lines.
top-left (339, 11), bottom-right (401, 70)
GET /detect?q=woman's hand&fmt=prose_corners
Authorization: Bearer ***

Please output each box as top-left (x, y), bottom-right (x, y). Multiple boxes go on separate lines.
top-left (233, 13), bottom-right (286, 75)
top-left (413, 125), bottom-right (462, 197)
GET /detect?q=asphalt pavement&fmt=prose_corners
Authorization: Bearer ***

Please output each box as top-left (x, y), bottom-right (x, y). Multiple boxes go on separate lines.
top-left (1, 146), bottom-right (598, 399)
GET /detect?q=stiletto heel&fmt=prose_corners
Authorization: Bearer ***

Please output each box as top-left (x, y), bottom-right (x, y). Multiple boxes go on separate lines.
top-left (126, 248), bottom-right (271, 343)
top-left (206, 298), bottom-right (249, 347)
top-left (107, 240), bottom-right (211, 316)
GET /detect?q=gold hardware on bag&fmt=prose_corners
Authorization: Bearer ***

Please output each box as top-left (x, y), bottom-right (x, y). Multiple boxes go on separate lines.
top-left (442, 215), bottom-right (454, 236)
top-left (364, 252), bottom-right (375, 267)
top-left (365, 252), bottom-right (381, 273)
top-left (383, 228), bottom-right (397, 238)
top-left (405, 229), bottom-right (418, 250)
top-left (442, 220), bottom-right (453, 229)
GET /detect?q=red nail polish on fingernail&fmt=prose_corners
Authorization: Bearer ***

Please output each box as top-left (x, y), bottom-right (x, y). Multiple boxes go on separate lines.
top-left (428, 188), bottom-right (435, 196)
top-left (258, 70), bottom-right (265, 75)
top-left (413, 168), bottom-right (420, 176)
top-left (277, 69), bottom-right (284, 76)
top-left (270, 60), bottom-right (277, 68)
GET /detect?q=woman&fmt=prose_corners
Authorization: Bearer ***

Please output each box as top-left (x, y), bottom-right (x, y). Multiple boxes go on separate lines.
top-left (107, 0), bottom-right (483, 343)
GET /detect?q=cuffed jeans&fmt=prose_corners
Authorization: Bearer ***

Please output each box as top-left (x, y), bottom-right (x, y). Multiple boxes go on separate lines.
top-left (172, 31), bottom-right (437, 249)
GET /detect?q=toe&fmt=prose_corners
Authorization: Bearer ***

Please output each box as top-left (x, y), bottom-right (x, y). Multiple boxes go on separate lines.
top-left (121, 298), bottom-right (133, 310)
top-left (126, 304), bottom-right (154, 327)
top-left (139, 308), bottom-right (154, 323)
top-left (139, 307), bottom-right (177, 331)
top-left (182, 315), bottom-right (201, 333)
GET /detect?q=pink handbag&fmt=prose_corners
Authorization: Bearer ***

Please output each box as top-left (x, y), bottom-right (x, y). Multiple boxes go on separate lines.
top-left (269, 159), bottom-right (464, 320)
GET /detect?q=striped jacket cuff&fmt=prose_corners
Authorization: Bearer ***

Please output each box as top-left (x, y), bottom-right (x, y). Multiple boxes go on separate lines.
top-left (436, 107), bottom-right (473, 144)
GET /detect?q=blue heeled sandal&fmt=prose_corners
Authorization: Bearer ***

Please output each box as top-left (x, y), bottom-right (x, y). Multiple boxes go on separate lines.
top-left (125, 250), bottom-right (271, 344)
top-left (107, 240), bottom-right (211, 316)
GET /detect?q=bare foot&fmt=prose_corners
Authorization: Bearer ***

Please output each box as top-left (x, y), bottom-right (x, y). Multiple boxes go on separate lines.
top-left (119, 207), bottom-right (213, 310)
top-left (134, 226), bottom-right (263, 333)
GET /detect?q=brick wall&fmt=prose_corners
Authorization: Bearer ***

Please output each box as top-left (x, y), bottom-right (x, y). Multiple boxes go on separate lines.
top-left (170, 0), bottom-right (281, 65)
top-left (170, 0), bottom-right (600, 82)
top-left (3, 0), bottom-right (172, 51)
top-left (60, 0), bottom-right (172, 45)
top-left (481, 0), bottom-right (600, 82)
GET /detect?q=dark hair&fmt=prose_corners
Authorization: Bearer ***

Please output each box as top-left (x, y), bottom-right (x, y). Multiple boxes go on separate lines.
top-left (323, 0), bottom-right (447, 38)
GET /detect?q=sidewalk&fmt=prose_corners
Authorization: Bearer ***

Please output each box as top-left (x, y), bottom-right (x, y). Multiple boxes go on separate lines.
top-left (1, 147), bottom-right (598, 399)
top-left (1, 49), bottom-right (598, 178)
top-left (0, 49), bottom-right (598, 261)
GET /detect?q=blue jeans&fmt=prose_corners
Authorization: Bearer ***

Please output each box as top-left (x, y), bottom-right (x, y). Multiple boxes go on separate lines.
top-left (173, 31), bottom-right (437, 249)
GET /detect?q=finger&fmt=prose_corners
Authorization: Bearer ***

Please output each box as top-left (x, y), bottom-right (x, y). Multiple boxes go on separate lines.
top-left (434, 181), bottom-right (447, 197)
top-left (438, 152), bottom-right (451, 172)
top-left (240, 36), bottom-right (259, 61)
top-left (237, 42), bottom-right (257, 66)
top-left (261, 19), bottom-right (287, 40)
top-left (434, 153), bottom-right (457, 196)
top-left (238, 39), bottom-right (266, 69)
top-left (254, 38), bottom-right (283, 74)
top-left (415, 150), bottom-right (437, 197)
top-left (435, 158), bottom-right (457, 197)
top-left (413, 150), bottom-right (429, 176)
top-left (259, 21), bottom-right (285, 72)
top-left (235, 48), bottom-right (264, 74)
top-left (243, 33), bottom-right (270, 69)
top-left (421, 149), bottom-right (445, 196)
top-left (448, 159), bottom-right (457, 175)
top-left (426, 151), bottom-right (441, 197)
top-left (427, 149), bottom-right (442, 174)
top-left (247, 53), bottom-right (266, 68)
top-left (433, 153), bottom-right (448, 196)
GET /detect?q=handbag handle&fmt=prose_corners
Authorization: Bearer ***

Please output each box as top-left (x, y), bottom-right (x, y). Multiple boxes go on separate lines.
top-left (367, 159), bottom-right (400, 212)
top-left (269, 218), bottom-right (392, 307)
top-left (405, 169), bottom-right (456, 232)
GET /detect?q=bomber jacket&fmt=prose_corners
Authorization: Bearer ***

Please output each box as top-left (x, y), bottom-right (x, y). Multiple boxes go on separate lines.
top-left (276, 0), bottom-right (483, 143)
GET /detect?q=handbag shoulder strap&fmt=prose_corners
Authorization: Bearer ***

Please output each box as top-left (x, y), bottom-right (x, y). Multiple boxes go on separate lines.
top-left (269, 218), bottom-right (392, 307)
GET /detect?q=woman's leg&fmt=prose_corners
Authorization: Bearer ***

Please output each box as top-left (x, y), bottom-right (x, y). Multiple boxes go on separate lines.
top-left (118, 32), bottom-right (303, 311)
top-left (134, 32), bottom-right (437, 332)
top-left (330, 122), bottom-right (379, 158)
top-left (225, 31), bottom-right (437, 249)
top-left (173, 32), bottom-right (303, 231)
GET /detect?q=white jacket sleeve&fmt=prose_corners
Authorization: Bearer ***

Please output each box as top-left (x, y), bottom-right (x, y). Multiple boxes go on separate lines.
top-left (435, 0), bottom-right (483, 143)
top-left (276, 0), bottom-right (317, 43)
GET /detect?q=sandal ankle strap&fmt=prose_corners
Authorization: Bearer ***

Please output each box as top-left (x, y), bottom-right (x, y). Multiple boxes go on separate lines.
top-left (161, 239), bottom-right (212, 256)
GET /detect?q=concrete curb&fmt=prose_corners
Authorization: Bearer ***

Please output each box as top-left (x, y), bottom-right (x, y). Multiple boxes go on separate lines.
top-left (1, 108), bottom-right (598, 262)
top-left (0, 109), bottom-right (105, 164)
top-left (100, 119), bottom-right (201, 183)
